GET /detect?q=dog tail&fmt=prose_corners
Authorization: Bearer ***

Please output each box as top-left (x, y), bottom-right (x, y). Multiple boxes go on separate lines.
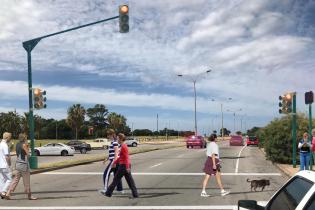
top-left (246, 178), bottom-right (251, 182)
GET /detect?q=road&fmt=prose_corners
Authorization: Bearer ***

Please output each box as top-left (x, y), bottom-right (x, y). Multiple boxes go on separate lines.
top-left (0, 141), bottom-right (288, 209)
top-left (10, 143), bottom-right (168, 166)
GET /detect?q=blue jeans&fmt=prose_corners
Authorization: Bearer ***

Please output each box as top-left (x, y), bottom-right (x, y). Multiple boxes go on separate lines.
top-left (300, 152), bottom-right (311, 171)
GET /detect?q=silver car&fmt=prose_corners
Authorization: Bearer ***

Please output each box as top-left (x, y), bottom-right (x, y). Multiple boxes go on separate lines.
top-left (35, 143), bottom-right (75, 156)
top-left (125, 137), bottom-right (138, 147)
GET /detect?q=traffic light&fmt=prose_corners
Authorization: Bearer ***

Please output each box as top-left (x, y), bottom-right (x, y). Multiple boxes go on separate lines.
top-left (119, 5), bottom-right (129, 33)
top-left (305, 91), bottom-right (314, 104)
top-left (279, 93), bottom-right (293, 114)
top-left (33, 88), bottom-right (47, 109)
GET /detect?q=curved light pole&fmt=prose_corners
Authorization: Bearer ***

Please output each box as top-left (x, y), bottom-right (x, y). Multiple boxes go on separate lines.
top-left (210, 98), bottom-right (232, 140)
top-left (226, 108), bottom-right (242, 133)
top-left (178, 69), bottom-right (211, 136)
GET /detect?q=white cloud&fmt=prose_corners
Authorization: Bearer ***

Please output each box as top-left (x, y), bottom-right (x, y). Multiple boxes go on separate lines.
top-left (0, 0), bottom-right (314, 131)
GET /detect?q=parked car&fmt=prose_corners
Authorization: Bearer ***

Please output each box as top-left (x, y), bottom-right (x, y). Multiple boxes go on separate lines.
top-left (89, 138), bottom-right (110, 149)
top-left (238, 170), bottom-right (315, 210)
top-left (125, 137), bottom-right (139, 147)
top-left (246, 136), bottom-right (259, 146)
top-left (186, 135), bottom-right (206, 148)
top-left (35, 143), bottom-right (75, 156)
top-left (66, 140), bottom-right (91, 154)
top-left (230, 135), bottom-right (243, 146)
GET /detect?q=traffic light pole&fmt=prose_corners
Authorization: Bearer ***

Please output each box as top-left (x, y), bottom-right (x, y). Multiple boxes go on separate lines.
top-left (309, 104), bottom-right (313, 170)
top-left (23, 15), bottom-right (119, 169)
top-left (292, 94), bottom-right (297, 168)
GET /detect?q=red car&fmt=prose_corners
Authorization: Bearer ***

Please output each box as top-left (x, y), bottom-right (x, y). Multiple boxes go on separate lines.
top-left (246, 136), bottom-right (259, 146)
top-left (229, 135), bottom-right (243, 146)
top-left (186, 135), bottom-right (206, 148)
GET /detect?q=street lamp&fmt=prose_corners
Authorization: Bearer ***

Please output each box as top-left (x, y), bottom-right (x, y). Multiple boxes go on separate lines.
top-left (226, 108), bottom-right (242, 133)
top-left (177, 69), bottom-right (211, 136)
top-left (210, 98), bottom-right (232, 140)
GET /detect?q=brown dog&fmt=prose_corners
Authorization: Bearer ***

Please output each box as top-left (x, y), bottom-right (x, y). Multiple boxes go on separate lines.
top-left (247, 179), bottom-right (270, 191)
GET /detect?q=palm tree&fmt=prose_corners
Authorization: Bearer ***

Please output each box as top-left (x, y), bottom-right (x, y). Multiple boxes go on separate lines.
top-left (107, 112), bottom-right (127, 133)
top-left (67, 104), bottom-right (86, 140)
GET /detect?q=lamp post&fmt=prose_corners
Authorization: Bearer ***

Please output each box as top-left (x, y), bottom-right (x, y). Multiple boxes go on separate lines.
top-left (178, 69), bottom-right (211, 136)
top-left (226, 108), bottom-right (242, 133)
top-left (210, 98), bottom-right (232, 140)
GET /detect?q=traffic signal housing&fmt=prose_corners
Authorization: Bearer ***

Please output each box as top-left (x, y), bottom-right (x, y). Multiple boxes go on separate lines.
top-left (33, 88), bottom-right (47, 109)
top-left (119, 5), bottom-right (129, 33)
top-left (305, 91), bottom-right (314, 104)
top-left (279, 93), bottom-right (293, 114)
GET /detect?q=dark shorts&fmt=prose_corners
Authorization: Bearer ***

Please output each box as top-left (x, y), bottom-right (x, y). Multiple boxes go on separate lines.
top-left (203, 156), bottom-right (221, 176)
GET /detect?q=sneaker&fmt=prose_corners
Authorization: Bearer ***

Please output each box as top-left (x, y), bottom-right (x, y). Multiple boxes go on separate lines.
top-left (98, 189), bottom-right (106, 195)
top-left (200, 191), bottom-right (210, 197)
top-left (117, 190), bottom-right (125, 194)
top-left (221, 190), bottom-right (230, 196)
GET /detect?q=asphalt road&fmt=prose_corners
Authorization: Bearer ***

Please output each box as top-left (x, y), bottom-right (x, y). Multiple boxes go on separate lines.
top-left (10, 144), bottom-right (161, 166)
top-left (1, 141), bottom-right (288, 209)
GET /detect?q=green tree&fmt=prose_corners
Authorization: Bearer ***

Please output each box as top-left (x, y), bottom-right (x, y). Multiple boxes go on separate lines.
top-left (67, 104), bottom-right (86, 139)
top-left (257, 113), bottom-right (313, 164)
top-left (0, 111), bottom-right (22, 138)
top-left (87, 104), bottom-right (109, 137)
top-left (107, 112), bottom-right (130, 134)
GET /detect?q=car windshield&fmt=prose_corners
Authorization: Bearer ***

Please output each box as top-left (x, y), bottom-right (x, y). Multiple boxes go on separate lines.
top-left (249, 136), bottom-right (257, 141)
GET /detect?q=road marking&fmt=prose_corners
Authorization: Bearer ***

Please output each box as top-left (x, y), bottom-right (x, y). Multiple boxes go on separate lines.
top-left (150, 163), bottom-right (163, 168)
top-left (42, 172), bottom-right (281, 176)
top-left (235, 145), bottom-right (246, 173)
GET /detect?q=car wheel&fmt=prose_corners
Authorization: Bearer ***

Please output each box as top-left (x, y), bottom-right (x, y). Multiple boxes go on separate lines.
top-left (132, 142), bottom-right (137, 147)
top-left (61, 150), bottom-right (68, 156)
top-left (35, 150), bottom-right (40, 156)
top-left (81, 148), bottom-right (87, 154)
top-left (186, 145), bottom-right (189, 149)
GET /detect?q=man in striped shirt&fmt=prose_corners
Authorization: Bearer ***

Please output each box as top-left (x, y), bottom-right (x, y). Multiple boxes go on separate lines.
top-left (100, 129), bottom-right (123, 194)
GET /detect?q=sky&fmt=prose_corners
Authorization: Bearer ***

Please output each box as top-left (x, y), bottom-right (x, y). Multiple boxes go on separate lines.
top-left (0, 0), bottom-right (315, 134)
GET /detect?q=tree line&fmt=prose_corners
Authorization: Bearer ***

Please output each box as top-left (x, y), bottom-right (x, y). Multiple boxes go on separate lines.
top-left (0, 104), bottom-right (196, 140)
top-left (0, 104), bottom-right (130, 140)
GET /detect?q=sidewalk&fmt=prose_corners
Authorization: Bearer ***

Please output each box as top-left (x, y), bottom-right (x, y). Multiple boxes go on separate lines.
top-left (275, 164), bottom-right (299, 177)
top-left (259, 147), bottom-right (313, 177)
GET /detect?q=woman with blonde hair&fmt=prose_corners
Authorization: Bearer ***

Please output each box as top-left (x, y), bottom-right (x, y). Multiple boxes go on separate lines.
top-left (5, 133), bottom-right (37, 200)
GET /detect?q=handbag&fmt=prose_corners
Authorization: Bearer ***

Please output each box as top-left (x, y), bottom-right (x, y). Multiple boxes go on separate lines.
top-left (15, 160), bottom-right (28, 172)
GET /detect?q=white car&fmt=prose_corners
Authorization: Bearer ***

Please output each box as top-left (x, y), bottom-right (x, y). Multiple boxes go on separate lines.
top-left (238, 170), bottom-right (315, 210)
top-left (88, 138), bottom-right (110, 149)
top-left (125, 137), bottom-right (139, 147)
top-left (35, 143), bottom-right (75, 156)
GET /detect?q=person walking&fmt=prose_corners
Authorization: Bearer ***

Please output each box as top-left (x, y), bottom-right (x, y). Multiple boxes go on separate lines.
top-left (100, 129), bottom-right (123, 194)
top-left (201, 134), bottom-right (229, 197)
top-left (5, 133), bottom-right (37, 200)
top-left (298, 132), bottom-right (312, 171)
top-left (105, 133), bottom-right (138, 198)
top-left (0, 132), bottom-right (12, 199)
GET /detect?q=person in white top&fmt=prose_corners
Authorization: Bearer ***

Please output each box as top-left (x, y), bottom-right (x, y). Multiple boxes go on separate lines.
top-left (201, 134), bottom-right (230, 197)
top-left (0, 132), bottom-right (12, 199)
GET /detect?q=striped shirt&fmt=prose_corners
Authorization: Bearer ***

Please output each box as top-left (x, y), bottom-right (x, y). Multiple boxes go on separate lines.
top-left (108, 140), bottom-right (119, 160)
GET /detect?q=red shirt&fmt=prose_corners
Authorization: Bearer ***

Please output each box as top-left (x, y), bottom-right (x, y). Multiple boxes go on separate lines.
top-left (114, 143), bottom-right (130, 169)
top-left (312, 137), bottom-right (315, 152)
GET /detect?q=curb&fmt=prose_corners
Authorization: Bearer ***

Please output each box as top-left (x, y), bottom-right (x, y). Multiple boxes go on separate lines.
top-left (258, 147), bottom-right (294, 178)
top-left (30, 143), bottom-right (185, 175)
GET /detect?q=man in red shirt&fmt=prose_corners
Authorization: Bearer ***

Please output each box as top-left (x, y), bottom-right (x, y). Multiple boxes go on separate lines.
top-left (105, 133), bottom-right (138, 198)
